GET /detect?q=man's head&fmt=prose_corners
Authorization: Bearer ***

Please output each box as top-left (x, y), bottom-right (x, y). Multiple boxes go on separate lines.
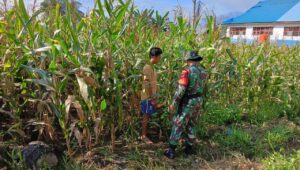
top-left (186, 51), bottom-right (203, 65)
top-left (149, 47), bottom-right (162, 64)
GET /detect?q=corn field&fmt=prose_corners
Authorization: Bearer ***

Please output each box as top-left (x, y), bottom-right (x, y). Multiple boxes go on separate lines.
top-left (0, 0), bottom-right (300, 169)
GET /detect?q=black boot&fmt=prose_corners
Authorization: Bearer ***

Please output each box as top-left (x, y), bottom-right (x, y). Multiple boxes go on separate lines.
top-left (184, 143), bottom-right (196, 155)
top-left (164, 145), bottom-right (176, 159)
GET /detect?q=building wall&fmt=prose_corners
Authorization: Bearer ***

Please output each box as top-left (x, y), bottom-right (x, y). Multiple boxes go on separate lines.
top-left (226, 22), bottom-right (300, 45)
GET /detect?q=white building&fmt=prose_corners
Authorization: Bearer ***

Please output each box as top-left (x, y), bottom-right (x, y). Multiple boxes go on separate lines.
top-left (223, 0), bottom-right (300, 46)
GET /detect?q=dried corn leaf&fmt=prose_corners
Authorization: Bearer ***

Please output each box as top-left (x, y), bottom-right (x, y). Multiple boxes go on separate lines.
top-left (65, 95), bottom-right (75, 122)
top-left (70, 122), bottom-right (82, 148)
top-left (73, 101), bottom-right (85, 123)
top-left (65, 95), bottom-right (85, 123)
top-left (94, 117), bottom-right (102, 144)
top-left (2, 74), bottom-right (14, 96)
top-left (76, 74), bottom-right (89, 102)
top-left (74, 127), bottom-right (82, 147)
top-left (84, 76), bottom-right (96, 87)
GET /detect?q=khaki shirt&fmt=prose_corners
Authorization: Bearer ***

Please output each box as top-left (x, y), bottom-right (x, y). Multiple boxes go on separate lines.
top-left (141, 64), bottom-right (158, 100)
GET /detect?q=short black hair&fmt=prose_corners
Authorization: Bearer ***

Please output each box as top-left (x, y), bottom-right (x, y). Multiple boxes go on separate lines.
top-left (149, 47), bottom-right (162, 58)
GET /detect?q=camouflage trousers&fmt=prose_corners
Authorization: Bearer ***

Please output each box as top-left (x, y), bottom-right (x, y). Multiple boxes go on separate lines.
top-left (169, 97), bottom-right (203, 146)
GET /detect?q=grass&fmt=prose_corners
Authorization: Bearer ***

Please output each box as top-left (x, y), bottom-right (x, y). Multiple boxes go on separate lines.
top-left (212, 128), bottom-right (255, 158)
top-left (265, 126), bottom-right (296, 151)
top-left (3, 123), bottom-right (299, 169)
top-left (3, 148), bottom-right (24, 169)
top-left (248, 102), bottom-right (286, 124)
top-left (203, 102), bottom-right (242, 125)
top-left (59, 155), bottom-right (96, 170)
top-left (205, 121), bottom-right (300, 160)
top-left (263, 151), bottom-right (300, 170)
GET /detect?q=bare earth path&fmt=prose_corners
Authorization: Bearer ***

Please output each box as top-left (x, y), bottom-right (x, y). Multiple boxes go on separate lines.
top-left (72, 117), bottom-right (300, 170)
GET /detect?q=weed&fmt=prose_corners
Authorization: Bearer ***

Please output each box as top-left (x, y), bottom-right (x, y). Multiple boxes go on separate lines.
top-left (204, 102), bottom-right (241, 125)
top-left (59, 153), bottom-right (96, 170)
top-left (248, 102), bottom-right (286, 124)
top-left (212, 128), bottom-right (255, 158)
top-left (265, 127), bottom-right (296, 151)
top-left (263, 150), bottom-right (300, 170)
top-left (128, 147), bottom-right (145, 162)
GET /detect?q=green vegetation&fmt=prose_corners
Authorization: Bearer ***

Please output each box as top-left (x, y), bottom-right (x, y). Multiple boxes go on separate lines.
top-left (0, 0), bottom-right (299, 169)
top-left (265, 126), bottom-right (297, 151)
top-left (213, 128), bottom-right (254, 157)
top-left (263, 151), bottom-right (300, 170)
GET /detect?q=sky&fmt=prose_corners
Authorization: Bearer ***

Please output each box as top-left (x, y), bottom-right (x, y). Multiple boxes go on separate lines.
top-left (16, 0), bottom-right (261, 20)
top-left (78, 0), bottom-right (260, 16)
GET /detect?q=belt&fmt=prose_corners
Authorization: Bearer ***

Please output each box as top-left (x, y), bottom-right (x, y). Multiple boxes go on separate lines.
top-left (178, 93), bottom-right (202, 114)
top-left (184, 93), bottom-right (203, 100)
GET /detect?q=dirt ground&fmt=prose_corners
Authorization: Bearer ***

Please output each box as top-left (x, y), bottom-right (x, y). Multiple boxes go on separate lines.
top-left (1, 117), bottom-right (300, 170)
top-left (73, 117), bottom-right (300, 170)
top-left (73, 141), bottom-right (265, 170)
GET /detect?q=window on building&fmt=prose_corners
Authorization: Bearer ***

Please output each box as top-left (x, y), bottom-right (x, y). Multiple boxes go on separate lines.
top-left (284, 27), bottom-right (300, 36)
top-left (230, 27), bottom-right (246, 36)
top-left (253, 27), bottom-right (273, 35)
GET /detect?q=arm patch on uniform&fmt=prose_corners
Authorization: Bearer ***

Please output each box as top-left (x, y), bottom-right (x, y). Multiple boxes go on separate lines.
top-left (178, 69), bottom-right (189, 87)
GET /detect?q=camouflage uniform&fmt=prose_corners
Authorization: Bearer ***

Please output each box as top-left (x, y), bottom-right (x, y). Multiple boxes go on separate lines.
top-left (169, 64), bottom-right (207, 146)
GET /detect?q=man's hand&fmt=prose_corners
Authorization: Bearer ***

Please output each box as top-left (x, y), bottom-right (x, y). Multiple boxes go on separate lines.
top-left (156, 101), bottom-right (166, 109)
top-left (168, 105), bottom-right (176, 120)
top-left (150, 98), bottom-right (158, 108)
top-left (169, 105), bottom-right (176, 113)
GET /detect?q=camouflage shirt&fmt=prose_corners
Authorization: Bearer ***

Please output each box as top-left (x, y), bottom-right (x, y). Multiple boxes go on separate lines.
top-left (172, 64), bottom-right (207, 108)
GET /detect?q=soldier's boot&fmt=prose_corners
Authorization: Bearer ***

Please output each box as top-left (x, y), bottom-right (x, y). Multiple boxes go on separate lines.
top-left (184, 143), bottom-right (196, 155)
top-left (164, 144), bottom-right (176, 159)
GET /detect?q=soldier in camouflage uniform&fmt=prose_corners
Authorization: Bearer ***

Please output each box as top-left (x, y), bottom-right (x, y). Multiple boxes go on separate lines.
top-left (164, 51), bottom-right (207, 159)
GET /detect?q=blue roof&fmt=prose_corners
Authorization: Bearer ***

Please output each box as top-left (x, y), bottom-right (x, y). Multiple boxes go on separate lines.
top-left (223, 0), bottom-right (300, 24)
top-left (278, 2), bottom-right (300, 21)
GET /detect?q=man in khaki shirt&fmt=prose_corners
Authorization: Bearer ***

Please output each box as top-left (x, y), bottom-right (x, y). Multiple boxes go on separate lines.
top-left (140, 47), bottom-right (162, 144)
